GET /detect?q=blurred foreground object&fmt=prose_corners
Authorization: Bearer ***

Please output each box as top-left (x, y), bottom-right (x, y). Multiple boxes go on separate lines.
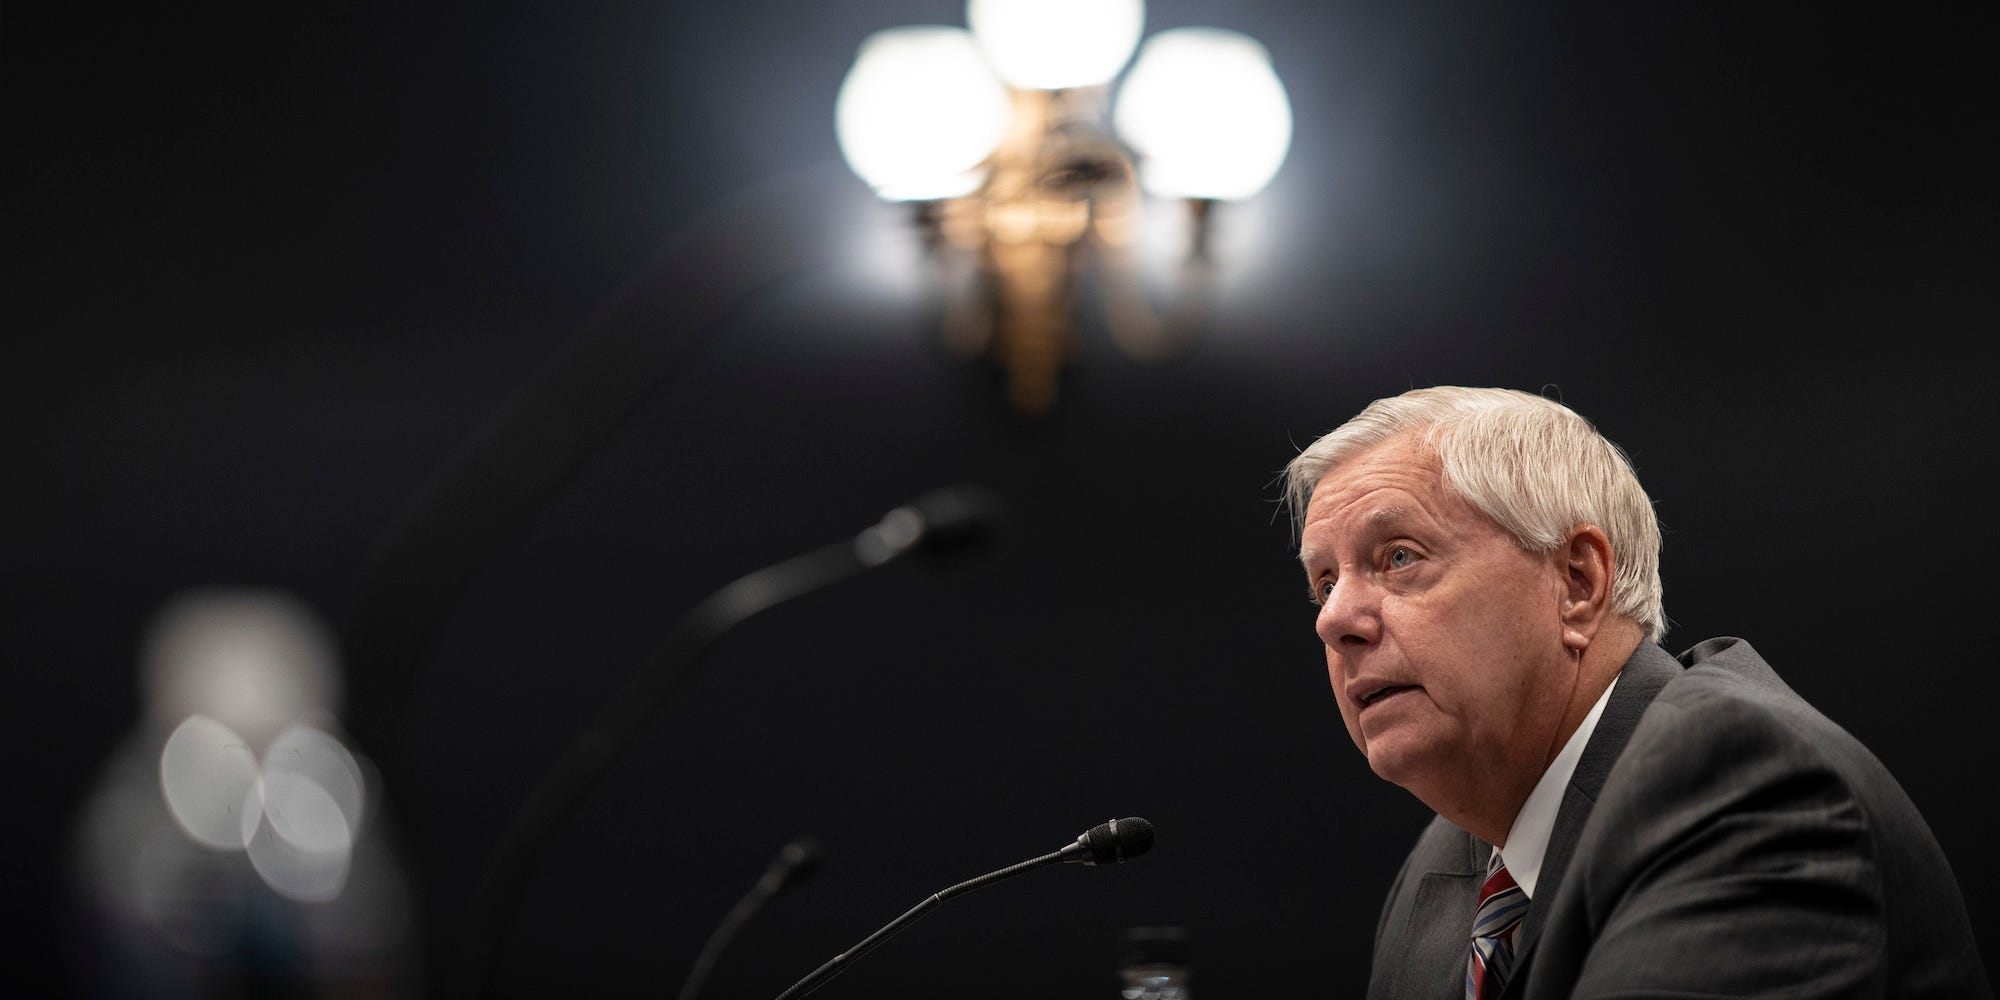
top-left (1117, 925), bottom-right (1192, 1000)
top-left (67, 588), bottom-right (418, 997)
top-left (835, 1), bottom-right (1291, 414)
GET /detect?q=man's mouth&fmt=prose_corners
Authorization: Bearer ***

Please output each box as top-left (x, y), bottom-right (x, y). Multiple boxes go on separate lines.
top-left (1360, 684), bottom-right (1414, 707)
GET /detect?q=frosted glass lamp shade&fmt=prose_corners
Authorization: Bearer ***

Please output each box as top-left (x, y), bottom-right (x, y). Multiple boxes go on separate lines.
top-left (1113, 28), bottom-right (1293, 200)
top-left (835, 27), bottom-right (1012, 201)
top-left (968, 0), bottom-right (1144, 90)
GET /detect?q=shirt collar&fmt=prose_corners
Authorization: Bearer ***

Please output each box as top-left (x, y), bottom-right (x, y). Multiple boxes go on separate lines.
top-left (1495, 671), bottom-right (1621, 898)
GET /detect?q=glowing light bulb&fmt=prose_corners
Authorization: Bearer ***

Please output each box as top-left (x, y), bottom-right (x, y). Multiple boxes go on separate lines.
top-left (158, 715), bottom-right (260, 851)
top-left (968, 0), bottom-right (1144, 90)
top-left (835, 26), bottom-right (1011, 201)
top-left (1113, 28), bottom-right (1293, 200)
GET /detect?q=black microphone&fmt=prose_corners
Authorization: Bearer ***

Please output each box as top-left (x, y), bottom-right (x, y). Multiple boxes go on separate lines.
top-left (455, 485), bottom-right (1005, 999)
top-left (1057, 816), bottom-right (1156, 866)
top-left (772, 818), bottom-right (1155, 1000)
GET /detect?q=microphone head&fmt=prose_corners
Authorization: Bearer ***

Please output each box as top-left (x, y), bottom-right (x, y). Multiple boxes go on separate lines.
top-left (756, 836), bottom-right (824, 894)
top-left (1071, 817), bottom-right (1155, 866)
top-left (777, 836), bottom-right (823, 878)
top-left (856, 484), bottom-right (1006, 566)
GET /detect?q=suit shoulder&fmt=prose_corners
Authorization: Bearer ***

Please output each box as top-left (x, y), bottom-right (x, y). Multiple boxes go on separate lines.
top-left (1627, 646), bottom-right (1942, 869)
top-left (1657, 638), bottom-right (1859, 752)
top-left (1641, 663), bottom-right (1872, 788)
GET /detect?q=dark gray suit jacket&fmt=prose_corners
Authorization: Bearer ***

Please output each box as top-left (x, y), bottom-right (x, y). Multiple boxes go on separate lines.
top-left (1364, 638), bottom-right (1991, 999)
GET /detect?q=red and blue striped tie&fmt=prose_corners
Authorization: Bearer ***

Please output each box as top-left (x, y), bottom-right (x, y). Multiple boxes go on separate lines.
top-left (1466, 853), bottom-right (1527, 1000)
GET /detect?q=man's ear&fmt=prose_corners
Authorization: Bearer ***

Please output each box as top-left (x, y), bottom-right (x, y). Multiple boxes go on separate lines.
top-left (1559, 524), bottom-right (1616, 652)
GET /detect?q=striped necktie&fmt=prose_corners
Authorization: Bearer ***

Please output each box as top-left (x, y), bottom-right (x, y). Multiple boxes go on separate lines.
top-left (1466, 853), bottom-right (1527, 1000)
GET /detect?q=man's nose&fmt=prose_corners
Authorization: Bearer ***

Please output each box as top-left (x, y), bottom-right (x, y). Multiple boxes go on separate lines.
top-left (1315, 578), bottom-right (1382, 649)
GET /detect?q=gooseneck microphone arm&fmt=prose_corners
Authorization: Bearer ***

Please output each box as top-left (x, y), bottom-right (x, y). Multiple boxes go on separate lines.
top-left (455, 486), bottom-right (1001, 1000)
top-left (774, 852), bottom-right (1064, 1000)
top-left (772, 817), bottom-right (1155, 1000)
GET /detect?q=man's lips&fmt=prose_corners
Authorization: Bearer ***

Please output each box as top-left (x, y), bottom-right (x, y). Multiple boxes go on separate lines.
top-left (1356, 683), bottom-right (1417, 708)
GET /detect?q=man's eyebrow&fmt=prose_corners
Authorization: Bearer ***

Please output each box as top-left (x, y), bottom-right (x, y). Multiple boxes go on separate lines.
top-left (1366, 504), bottom-right (1412, 531)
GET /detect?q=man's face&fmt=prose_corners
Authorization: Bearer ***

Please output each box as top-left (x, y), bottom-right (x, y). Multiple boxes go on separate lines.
top-left (1298, 433), bottom-right (1576, 805)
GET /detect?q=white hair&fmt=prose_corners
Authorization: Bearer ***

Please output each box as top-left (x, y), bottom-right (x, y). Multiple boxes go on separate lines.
top-left (1284, 386), bottom-right (1666, 641)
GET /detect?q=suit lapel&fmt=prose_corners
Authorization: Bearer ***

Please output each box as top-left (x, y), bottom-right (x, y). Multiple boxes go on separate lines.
top-left (1399, 832), bottom-right (1488, 1000)
top-left (1505, 643), bottom-right (1684, 988)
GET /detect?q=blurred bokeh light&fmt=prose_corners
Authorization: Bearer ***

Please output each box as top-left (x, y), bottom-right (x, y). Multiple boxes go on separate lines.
top-left (1114, 28), bottom-right (1294, 200)
top-left (68, 588), bottom-right (417, 996)
top-left (835, 27), bottom-right (1012, 201)
top-left (968, 0), bottom-right (1144, 90)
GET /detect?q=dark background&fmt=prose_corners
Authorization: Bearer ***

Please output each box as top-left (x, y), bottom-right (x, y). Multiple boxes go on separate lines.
top-left (7, 1), bottom-right (1995, 997)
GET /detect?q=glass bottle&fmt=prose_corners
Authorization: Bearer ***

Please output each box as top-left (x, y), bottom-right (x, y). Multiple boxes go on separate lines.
top-left (1118, 925), bottom-right (1192, 1000)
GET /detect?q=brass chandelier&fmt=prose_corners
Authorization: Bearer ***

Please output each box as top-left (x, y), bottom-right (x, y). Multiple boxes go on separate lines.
top-left (834, 0), bottom-right (1292, 414)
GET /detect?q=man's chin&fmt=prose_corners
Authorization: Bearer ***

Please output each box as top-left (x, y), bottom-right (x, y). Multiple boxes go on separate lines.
top-left (1363, 740), bottom-right (1431, 789)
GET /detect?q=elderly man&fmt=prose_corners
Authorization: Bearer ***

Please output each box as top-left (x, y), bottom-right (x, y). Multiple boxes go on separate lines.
top-left (1285, 387), bottom-right (1988, 999)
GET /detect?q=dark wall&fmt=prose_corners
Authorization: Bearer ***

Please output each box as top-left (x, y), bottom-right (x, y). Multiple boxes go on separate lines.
top-left (7, 2), bottom-right (1995, 997)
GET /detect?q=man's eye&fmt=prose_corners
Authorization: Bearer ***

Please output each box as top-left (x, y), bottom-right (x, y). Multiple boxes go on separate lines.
top-left (1388, 546), bottom-right (1414, 569)
top-left (1316, 579), bottom-right (1336, 604)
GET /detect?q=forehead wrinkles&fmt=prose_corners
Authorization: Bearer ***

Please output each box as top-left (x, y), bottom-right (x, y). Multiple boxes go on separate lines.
top-left (1300, 496), bottom-right (1418, 564)
top-left (1298, 442), bottom-right (1452, 568)
top-left (1315, 436), bottom-right (1441, 507)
